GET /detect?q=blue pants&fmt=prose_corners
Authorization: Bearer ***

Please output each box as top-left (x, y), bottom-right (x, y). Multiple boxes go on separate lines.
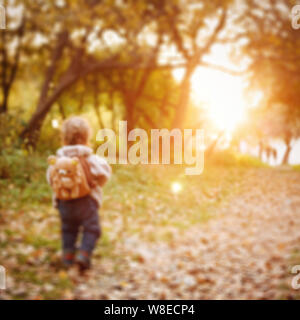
top-left (57, 195), bottom-right (101, 254)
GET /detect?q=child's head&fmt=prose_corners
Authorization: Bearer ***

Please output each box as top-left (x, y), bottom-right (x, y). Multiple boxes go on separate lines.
top-left (61, 116), bottom-right (91, 146)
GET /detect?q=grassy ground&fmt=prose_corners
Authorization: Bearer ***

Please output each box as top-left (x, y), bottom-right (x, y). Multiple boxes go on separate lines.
top-left (0, 152), bottom-right (299, 299)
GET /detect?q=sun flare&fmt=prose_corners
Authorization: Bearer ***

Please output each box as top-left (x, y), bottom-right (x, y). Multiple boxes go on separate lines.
top-left (173, 63), bottom-right (248, 133)
top-left (192, 68), bottom-right (246, 132)
top-left (180, 67), bottom-right (247, 133)
top-left (171, 182), bottom-right (182, 194)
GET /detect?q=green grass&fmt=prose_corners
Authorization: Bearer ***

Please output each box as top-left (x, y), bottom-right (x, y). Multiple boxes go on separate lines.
top-left (0, 151), bottom-right (262, 245)
top-left (292, 165), bottom-right (300, 172)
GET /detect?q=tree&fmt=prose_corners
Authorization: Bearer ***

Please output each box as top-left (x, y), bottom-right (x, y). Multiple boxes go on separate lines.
top-left (232, 0), bottom-right (300, 163)
top-left (19, 0), bottom-right (175, 145)
top-left (19, 0), bottom-right (235, 147)
top-left (0, 1), bottom-right (26, 113)
top-left (161, 1), bottom-right (229, 128)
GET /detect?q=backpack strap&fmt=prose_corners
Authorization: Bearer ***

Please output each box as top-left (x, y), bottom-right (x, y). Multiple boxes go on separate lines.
top-left (78, 156), bottom-right (97, 189)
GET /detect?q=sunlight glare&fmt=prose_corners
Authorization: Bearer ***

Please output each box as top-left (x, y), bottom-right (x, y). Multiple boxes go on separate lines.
top-left (171, 43), bottom-right (248, 133)
top-left (172, 68), bottom-right (185, 82)
top-left (52, 119), bottom-right (59, 129)
top-left (171, 182), bottom-right (182, 194)
top-left (191, 68), bottom-right (246, 132)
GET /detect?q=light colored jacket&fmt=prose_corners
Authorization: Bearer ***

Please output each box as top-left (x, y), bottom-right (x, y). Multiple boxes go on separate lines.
top-left (47, 145), bottom-right (111, 207)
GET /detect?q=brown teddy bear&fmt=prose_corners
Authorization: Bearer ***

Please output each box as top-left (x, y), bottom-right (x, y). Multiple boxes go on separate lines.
top-left (48, 156), bottom-right (91, 200)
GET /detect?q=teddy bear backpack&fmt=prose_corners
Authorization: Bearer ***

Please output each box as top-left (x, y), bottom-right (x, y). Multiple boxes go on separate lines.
top-left (47, 155), bottom-right (96, 200)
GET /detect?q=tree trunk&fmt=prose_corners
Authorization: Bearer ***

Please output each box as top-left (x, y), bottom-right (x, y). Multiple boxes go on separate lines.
top-left (126, 105), bottom-right (135, 134)
top-left (109, 91), bottom-right (116, 130)
top-left (21, 69), bottom-right (78, 146)
top-left (0, 86), bottom-right (9, 113)
top-left (0, 16), bottom-right (25, 114)
top-left (171, 67), bottom-right (194, 129)
top-left (0, 27), bottom-right (8, 114)
top-left (20, 31), bottom-right (69, 146)
top-left (58, 101), bottom-right (66, 119)
top-left (282, 144), bottom-right (292, 165)
top-left (93, 97), bottom-right (105, 130)
top-left (169, 10), bottom-right (227, 129)
top-left (93, 104), bottom-right (105, 129)
top-left (258, 141), bottom-right (263, 161)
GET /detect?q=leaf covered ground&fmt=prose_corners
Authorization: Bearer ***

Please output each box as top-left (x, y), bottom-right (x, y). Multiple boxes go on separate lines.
top-left (1, 162), bottom-right (300, 300)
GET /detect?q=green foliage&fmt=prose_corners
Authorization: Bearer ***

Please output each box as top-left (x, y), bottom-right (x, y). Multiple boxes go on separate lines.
top-left (0, 113), bottom-right (27, 151)
top-left (36, 117), bottom-right (62, 154)
top-left (242, 0), bottom-right (300, 144)
top-left (207, 150), bottom-right (268, 168)
top-left (0, 149), bottom-right (51, 209)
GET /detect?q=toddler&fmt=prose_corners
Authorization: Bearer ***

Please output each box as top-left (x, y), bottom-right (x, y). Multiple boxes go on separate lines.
top-left (47, 116), bottom-right (111, 270)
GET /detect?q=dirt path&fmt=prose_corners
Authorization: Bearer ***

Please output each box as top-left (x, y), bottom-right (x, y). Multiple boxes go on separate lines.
top-left (74, 169), bottom-right (300, 299)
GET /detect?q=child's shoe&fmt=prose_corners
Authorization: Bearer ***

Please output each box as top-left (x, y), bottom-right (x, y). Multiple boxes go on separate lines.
top-left (76, 250), bottom-right (91, 271)
top-left (62, 250), bottom-right (75, 268)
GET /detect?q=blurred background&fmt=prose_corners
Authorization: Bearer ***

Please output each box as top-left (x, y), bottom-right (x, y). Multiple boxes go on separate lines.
top-left (0, 0), bottom-right (299, 164)
top-left (0, 0), bottom-right (300, 300)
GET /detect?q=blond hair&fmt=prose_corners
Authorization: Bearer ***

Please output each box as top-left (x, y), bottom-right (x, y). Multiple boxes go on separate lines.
top-left (61, 116), bottom-right (91, 146)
